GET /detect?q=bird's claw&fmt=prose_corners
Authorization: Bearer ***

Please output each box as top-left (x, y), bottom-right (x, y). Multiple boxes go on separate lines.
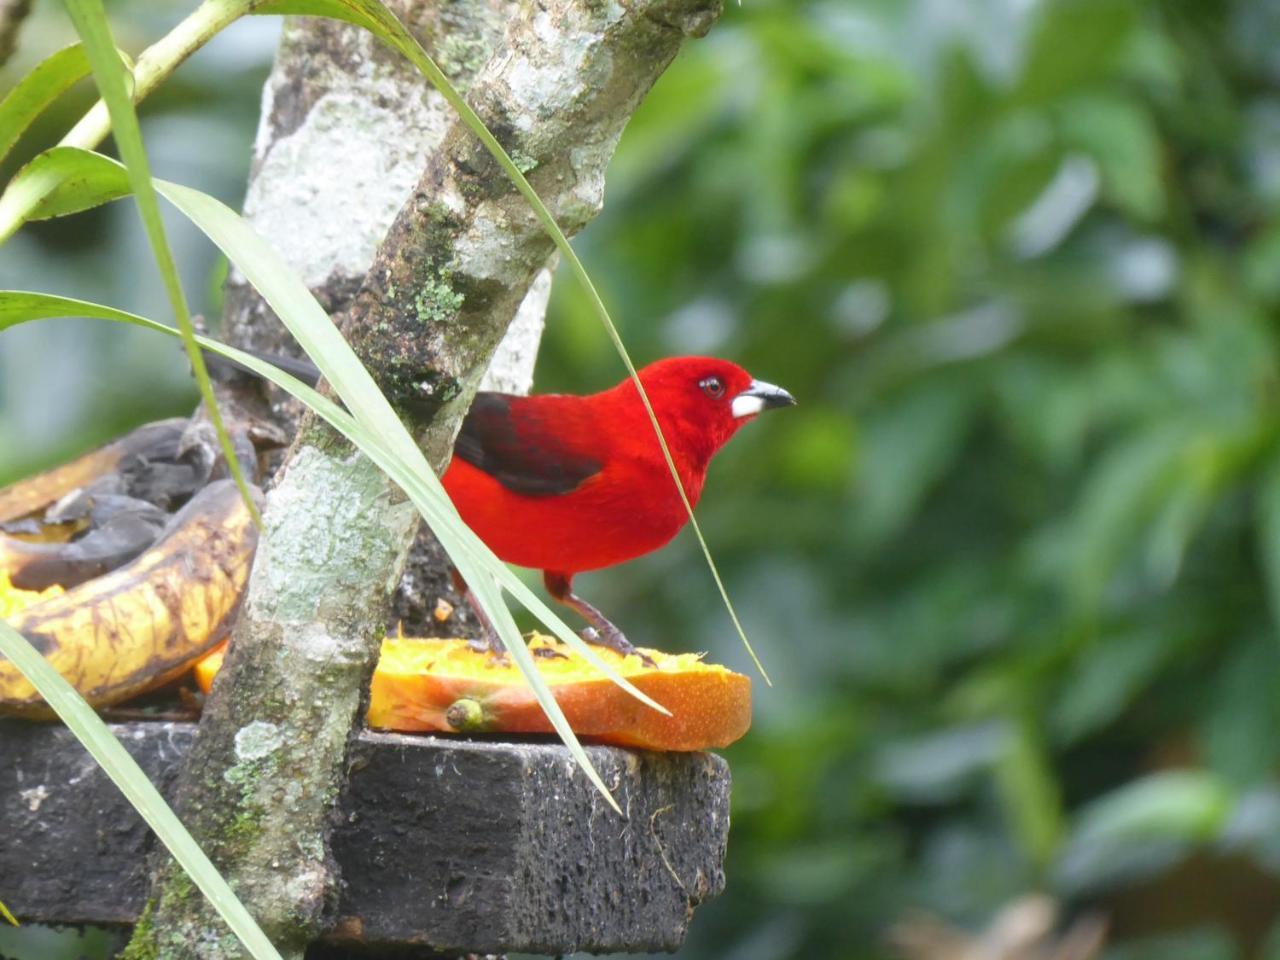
top-left (533, 646), bottom-right (569, 660)
top-left (580, 626), bottom-right (657, 668)
top-left (467, 634), bottom-right (508, 665)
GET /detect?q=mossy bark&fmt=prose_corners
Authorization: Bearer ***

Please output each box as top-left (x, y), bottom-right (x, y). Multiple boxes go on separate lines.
top-left (123, 0), bottom-right (722, 958)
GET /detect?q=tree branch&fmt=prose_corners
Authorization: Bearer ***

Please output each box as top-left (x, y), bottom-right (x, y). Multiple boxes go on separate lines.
top-left (0, 0), bottom-right (32, 68)
top-left (125, 0), bottom-right (721, 956)
top-left (216, 0), bottom-right (550, 643)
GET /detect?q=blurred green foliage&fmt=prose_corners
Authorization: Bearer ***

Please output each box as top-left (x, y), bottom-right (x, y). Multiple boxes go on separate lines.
top-left (0, 2), bottom-right (273, 488)
top-left (4, 0), bottom-right (1280, 958)
top-left (543, 0), bottom-right (1280, 955)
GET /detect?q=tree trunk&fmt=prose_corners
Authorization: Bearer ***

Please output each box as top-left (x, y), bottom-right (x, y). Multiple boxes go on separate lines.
top-left (122, 0), bottom-right (721, 957)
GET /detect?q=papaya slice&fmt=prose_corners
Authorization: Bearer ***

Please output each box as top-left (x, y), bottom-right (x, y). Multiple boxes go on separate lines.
top-left (196, 634), bottom-right (751, 752)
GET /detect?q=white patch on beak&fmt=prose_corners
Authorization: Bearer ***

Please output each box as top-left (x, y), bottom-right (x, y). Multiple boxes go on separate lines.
top-left (732, 378), bottom-right (795, 418)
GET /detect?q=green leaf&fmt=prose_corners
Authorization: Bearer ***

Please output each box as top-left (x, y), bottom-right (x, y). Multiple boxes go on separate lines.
top-left (993, 711), bottom-right (1063, 869)
top-left (0, 620), bottom-right (282, 959)
top-left (0, 0), bottom-right (250, 243)
top-left (1143, 473), bottom-right (1212, 590)
top-left (1051, 626), bottom-right (1172, 744)
top-left (1200, 635), bottom-right (1280, 785)
top-left (0, 145), bottom-right (130, 223)
top-left (0, 899), bottom-right (15, 926)
top-left (1016, 0), bottom-right (1135, 105)
top-left (253, 0), bottom-right (373, 25)
top-left (63, 0), bottom-right (260, 530)
top-left (1062, 425), bottom-right (1187, 607)
top-left (252, 0), bottom-right (771, 683)
top-left (1055, 770), bottom-right (1234, 893)
top-left (854, 381), bottom-right (979, 545)
top-left (1057, 94), bottom-right (1164, 221)
top-left (0, 44), bottom-right (93, 169)
top-left (1258, 454), bottom-right (1280, 636)
top-left (871, 722), bottom-right (1005, 802)
top-left (1073, 770), bottom-right (1234, 844)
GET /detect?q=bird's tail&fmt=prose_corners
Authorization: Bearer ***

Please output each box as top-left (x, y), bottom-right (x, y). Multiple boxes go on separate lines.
top-left (201, 345), bottom-right (322, 388)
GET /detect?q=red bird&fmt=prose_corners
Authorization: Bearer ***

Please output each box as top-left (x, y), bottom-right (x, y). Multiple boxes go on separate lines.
top-left (442, 356), bottom-right (795, 658)
top-left (213, 348), bottom-right (794, 656)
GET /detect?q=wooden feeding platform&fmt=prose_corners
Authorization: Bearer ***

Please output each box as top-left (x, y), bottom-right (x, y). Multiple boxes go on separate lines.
top-left (0, 721), bottom-right (731, 956)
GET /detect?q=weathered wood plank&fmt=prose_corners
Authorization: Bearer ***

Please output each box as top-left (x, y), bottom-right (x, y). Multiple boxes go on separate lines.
top-left (0, 721), bottom-right (729, 954)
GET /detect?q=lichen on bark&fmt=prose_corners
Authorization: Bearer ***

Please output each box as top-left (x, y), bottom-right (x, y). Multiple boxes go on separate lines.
top-left (124, 0), bottom-right (723, 956)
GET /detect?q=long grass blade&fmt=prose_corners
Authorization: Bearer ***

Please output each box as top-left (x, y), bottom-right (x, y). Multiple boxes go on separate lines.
top-left (0, 898), bottom-right (16, 926)
top-left (0, 0), bottom-right (768, 680)
top-left (0, 134), bottom-right (676, 717)
top-left (149, 178), bottom-right (666, 713)
top-left (0, 621), bottom-right (282, 959)
top-left (0, 237), bottom-right (665, 717)
top-left (62, 0), bottom-right (260, 529)
top-left (0, 289), bottom-right (649, 811)
top-left (255, 0), bottom-right (770, 682)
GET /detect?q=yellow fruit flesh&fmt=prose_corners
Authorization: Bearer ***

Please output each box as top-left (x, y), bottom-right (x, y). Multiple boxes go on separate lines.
top-left (0, 571), bottom-right (62, 618)
top-left (197, 633), bottom-right (753, 752)
top-left (376, 633), bottom-right (727, 680)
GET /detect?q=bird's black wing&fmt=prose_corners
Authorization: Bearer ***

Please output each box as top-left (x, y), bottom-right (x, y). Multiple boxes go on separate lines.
top-left (453, 392), bottom-right (603, 496)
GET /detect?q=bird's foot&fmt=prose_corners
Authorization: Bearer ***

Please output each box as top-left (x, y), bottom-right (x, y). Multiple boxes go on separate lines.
top-left (467, 633), bottom-right (509, 665)
top-left (580, 626), bottom-right (657, 667)
top-left (533, 645), bottom-right (569, 660)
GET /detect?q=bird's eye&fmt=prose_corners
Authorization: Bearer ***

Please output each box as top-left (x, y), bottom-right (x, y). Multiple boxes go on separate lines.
top-left (699, 376), bottom-right (725, 399)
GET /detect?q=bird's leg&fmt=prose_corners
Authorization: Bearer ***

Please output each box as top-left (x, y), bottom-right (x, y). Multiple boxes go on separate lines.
top-left (449, 568), bottom-right (564, 660)
top-left (543, 571), bottom-right (656, 666)
top-left (450, 567), bottom-right (506, 660)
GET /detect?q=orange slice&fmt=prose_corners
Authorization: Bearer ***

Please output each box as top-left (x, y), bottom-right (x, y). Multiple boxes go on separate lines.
top-left (195, 634), bottom-right (750, 752)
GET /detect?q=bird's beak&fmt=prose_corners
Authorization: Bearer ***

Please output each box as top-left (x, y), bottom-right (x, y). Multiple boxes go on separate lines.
top-left (732, 379), bottom-right (797, 418)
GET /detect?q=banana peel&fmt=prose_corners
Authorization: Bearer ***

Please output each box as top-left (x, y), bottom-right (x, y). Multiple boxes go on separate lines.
top-left (0, 418), bottom-right (189, 525)
top-left (0, 412), bottom-right (273, 718)
top-left (0, 479), bottom-right (260, 717)
top-left (0, 496), bottom-right (170, 591)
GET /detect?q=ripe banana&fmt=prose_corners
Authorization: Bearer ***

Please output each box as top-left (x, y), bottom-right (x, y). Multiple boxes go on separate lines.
top-left (0, 479), bottom-right (260, 717)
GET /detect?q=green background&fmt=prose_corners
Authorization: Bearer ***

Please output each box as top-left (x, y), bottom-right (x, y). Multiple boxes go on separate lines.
top-left (4, 1), bottom-right (1280, 957)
